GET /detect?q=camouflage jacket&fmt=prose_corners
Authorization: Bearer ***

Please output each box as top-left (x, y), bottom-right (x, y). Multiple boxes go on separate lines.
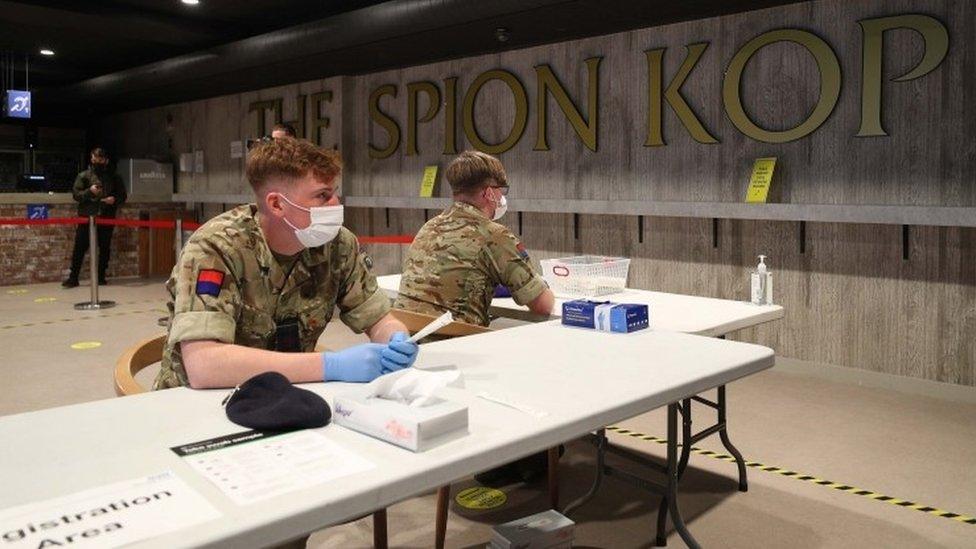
top-left (154, 204), bottom-right (389, 389)
top-left (395, 201), bottom-right (546, 326)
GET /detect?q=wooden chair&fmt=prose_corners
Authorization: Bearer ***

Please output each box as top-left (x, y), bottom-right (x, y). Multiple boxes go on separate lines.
top-left (388, 308), bottom-right (493, 339)
top-left (113, 335), bottom-right (388, 548)
top-left (114, 334), bottom-right (165, 396)
top-left (390, 308), bottom-right (559, 548)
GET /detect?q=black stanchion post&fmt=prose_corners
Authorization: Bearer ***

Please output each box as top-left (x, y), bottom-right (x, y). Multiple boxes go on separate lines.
top-left (74, 216), bottom-right (116, 311)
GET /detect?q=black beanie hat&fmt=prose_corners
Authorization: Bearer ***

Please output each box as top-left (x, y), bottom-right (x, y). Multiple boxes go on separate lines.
top-left (224, 372), bottom-right (331, 431)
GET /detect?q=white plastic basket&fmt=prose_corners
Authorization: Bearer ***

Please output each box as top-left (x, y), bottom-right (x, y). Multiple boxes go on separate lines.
top-left (540, 255), bottom-right (630, 297)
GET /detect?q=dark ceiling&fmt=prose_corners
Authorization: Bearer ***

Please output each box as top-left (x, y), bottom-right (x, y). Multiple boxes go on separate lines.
top-left (0, 0), bottom-right (387, 88)
top-left (0, 0), bottom-right (807, 123)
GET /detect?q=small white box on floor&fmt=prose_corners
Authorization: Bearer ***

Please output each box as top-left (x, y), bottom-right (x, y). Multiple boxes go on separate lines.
top-left (333, 394), bottom-right (468, 452)
top-left (490, 509), bottom-right (575, 549)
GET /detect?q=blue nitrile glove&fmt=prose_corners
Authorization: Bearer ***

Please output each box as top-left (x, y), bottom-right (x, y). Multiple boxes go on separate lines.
top-left (381, 331), bottom-right (419, 373)
top-left (323, 343), bottom-right (385, 382)
top-left (493, 284), bottom-right (512, 298)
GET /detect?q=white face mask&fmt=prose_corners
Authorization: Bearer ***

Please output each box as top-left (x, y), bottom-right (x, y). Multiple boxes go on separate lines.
top-left (279, 194), bottom-right (344, 248)
top-left (492, 193), bottom-right (508, 221)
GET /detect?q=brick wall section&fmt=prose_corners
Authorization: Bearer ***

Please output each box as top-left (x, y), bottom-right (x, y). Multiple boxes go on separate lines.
top-left (0, 203), bottom-right (172, 286)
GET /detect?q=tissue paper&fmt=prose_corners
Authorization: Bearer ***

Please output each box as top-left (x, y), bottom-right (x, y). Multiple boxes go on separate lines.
top-left (367, 368), bottom-right (462, 407)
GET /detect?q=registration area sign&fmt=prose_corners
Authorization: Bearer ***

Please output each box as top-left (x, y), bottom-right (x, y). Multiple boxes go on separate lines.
top-left (0, 471), bottom-right (220, 548)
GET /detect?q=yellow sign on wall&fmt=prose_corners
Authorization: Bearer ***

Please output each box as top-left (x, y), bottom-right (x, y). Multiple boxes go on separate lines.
top-left (419, 165), bottom-right (439, 197)
top-left (746, 157), bottom-right (777, 203)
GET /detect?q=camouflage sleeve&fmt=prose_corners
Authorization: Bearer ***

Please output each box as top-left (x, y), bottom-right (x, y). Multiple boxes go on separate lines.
top-left (335, 229), bottom-right (391, 333)
top-left (484, 226), bottom-right (547, 306)
top-left (166, 237), bottom-right (242, 347)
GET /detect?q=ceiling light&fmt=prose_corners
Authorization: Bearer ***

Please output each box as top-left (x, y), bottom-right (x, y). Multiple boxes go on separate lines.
top-left (181, 0), bottom-right (200, 5)
top-left (39, 49), bottom-right (55, 56)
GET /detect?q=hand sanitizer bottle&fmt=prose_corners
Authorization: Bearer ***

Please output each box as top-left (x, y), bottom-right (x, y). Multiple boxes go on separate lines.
top-left (750, 255), bottom-right (773, 305)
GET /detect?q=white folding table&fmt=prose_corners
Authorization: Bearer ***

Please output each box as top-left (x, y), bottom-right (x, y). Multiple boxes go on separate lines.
top-left (0, 324), bottom-right (773, 548)
top-left (378, 273), bottom-right (783, 336)
top-left (379, 272), bottom-right (785, 546)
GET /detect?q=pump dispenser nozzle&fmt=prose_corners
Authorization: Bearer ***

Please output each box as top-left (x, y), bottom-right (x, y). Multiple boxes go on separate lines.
top-left (757, 255), bottom-right (768, 273)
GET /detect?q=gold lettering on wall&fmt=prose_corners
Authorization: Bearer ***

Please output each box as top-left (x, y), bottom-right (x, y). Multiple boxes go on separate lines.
top-left (645, 43), bottom-right (719, 147)
top-left (248, 100), bottom-right (280, 137)
top-left (309, 91), bottom-right (333, 146)
top-left (723, 29), bottom-right (841, 143)
top-left (443, 77), bottom-right (459, 155)
top-left (406, 82), bottom-right (441, 156)
top-left (533, 57), bottom-right (602, 152)
top-left (282, 94), bottom-right (306, 138)
top-left (857, 14), bottom-right (949, 137)
top-left (368, 84), bottom-right (401, 159)
top-left (462, 69), bottom-right (528, 154)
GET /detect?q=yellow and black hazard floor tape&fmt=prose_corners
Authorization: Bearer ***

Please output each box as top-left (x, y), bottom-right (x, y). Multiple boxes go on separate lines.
top-left (605, 425), bottom-right (976, 526)
top-left (0, 307), bottom-right (167, 330)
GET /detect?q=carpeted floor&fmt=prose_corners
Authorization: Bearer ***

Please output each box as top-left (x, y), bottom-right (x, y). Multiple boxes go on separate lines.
top-left (2, 279), bottom-right (973, 548)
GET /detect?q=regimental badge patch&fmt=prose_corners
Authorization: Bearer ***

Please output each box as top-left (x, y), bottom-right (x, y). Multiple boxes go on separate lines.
top-left (516, 242), bottom-right (529, 259)
top-left (358, 242), bottom-right (374, 270)
top-left (195, 269), bottom-right (225, 297)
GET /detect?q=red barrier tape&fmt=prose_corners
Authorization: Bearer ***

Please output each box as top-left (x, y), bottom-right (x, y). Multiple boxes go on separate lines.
top-left (357, 235), bottom-right (415, 244)
top-left (94, 218), bottom-right (179, 229)
top-left (0, 217), bottom-right (196, 229)
top-left (0, 217), bottom-right (412, 244)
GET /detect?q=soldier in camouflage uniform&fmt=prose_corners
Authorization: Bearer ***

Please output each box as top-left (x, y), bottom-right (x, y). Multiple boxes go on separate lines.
top-left (396, 150), bottom-right (554, 326)
top-left (396, 150), bottom-right (556, 485)
top-left (155, 138), bottom-right (418, 390)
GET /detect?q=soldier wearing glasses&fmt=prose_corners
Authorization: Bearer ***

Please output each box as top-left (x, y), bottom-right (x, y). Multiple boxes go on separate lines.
top-left (396, 150), bottom-right (554, 327)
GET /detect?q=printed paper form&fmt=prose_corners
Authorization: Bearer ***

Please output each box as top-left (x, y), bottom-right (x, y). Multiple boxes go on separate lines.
top-left (177, 430), bottom-right (375, 506)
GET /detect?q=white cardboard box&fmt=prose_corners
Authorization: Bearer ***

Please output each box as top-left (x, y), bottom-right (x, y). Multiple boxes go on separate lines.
top-left (490, 509), bottom-right (575, 549)
top-left (333, 395), bottom-right (468, 452)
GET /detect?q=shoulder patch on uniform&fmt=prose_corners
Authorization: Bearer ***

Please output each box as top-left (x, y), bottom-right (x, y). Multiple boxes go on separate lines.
top-left (516, 242), bottom-right (529, 259)
top-left (195, 269), bottom-right (225, 297)
top-left (358, 242), bottom-right (374, 270)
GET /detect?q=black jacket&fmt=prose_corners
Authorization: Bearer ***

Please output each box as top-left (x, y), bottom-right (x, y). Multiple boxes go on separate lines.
top-left (72, 167), bottom-right (127, 217)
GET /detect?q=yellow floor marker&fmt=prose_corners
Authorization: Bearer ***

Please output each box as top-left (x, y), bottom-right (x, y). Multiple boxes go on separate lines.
top-left (6, 289), bottom-right (28, 295)
top-left (70, 341), bottom-right (102, 350)
top-left (33, 297), bottom-right (57, 303)
top-left (455, 487), bottom-right (508, 510)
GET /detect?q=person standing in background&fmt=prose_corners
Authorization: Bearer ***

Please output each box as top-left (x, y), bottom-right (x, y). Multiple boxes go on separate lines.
top-left (271, 123), bottom-right (297, 140)
top-left (62, 147), bottom-right (127, 288)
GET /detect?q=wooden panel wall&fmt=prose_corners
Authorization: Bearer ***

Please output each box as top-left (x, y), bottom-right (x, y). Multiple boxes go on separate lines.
top-left (342, 0), bottom-right (975, 207)
top-left (101, 77), bottom-right (343, 196)
top-left (356, 207), bottom-right (975, 387)
top-left (100, 0), bottom-right (976, 387)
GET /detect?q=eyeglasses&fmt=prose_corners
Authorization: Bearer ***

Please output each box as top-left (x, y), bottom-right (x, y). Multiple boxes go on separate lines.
top-left (489, 185), bottom-right (510, 196)
top-left (245, 136), bottom-right (274, 150)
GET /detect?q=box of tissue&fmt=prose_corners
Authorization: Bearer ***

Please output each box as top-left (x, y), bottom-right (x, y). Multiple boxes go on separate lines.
top-left (333, 395), bottom-right (468, 451)
top-left (561, 299), bottom-right (649, 333)
top-left (333, 369), bottom-right (468, 451)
